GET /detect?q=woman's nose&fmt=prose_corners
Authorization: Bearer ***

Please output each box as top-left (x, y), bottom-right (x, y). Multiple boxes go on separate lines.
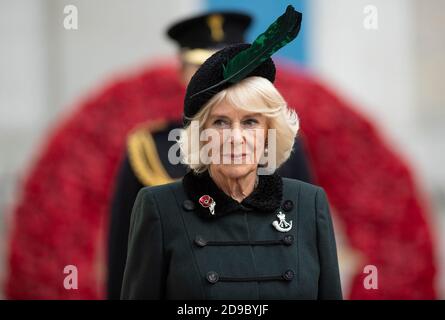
top-left (230, 127), bottom-right (244, 145)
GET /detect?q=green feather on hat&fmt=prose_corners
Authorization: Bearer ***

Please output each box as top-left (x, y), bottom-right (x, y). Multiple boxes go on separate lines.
top-left (190, 5), bottom-right (302, 99)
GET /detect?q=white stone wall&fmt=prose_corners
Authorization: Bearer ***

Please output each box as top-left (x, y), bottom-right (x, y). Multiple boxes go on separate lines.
top-left (0, 0), bottom-right (201, 299)
top-left (309, 0), bottom-right (445, 297)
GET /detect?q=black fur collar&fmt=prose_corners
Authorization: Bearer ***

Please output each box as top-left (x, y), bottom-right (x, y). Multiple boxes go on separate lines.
top-left (182, 169), bottom-right (283, 218)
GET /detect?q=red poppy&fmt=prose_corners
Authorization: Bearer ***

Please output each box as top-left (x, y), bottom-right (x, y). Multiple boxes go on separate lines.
top-left (199, 195), bottom-right (214, 208)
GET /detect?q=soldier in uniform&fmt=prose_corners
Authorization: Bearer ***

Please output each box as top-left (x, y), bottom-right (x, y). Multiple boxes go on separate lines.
top-left (107, 10), bottom-right (314, 299)
top-left (120, 6), bottom-right (341, 299)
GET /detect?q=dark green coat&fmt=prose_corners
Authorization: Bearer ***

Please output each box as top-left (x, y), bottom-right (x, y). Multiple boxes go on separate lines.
top-left (120, 170), bottom-right (342, 300)
top-left (107, 124), bottom-right (314, 299)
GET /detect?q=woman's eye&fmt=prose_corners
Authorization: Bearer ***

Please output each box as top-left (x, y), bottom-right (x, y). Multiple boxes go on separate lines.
top-left (213, 119), bottom-right (229, 127)
top-left (243, 118), bottom-right (259, 127)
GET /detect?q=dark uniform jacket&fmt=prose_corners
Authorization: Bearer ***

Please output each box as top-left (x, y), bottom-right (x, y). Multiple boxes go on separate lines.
top-left (120, 169), bottom-right (342, 300)
top-left (107, 121), bottom-right (315, 299)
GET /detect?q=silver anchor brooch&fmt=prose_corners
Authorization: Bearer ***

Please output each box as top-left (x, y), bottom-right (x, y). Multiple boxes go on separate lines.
top-left (272, 210), bottom-right (292, 232)
top-left (199, 194), bottom-right (216, 215)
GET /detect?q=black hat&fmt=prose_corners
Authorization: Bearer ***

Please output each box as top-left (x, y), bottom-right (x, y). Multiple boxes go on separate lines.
top-left (183, 5), bottom-right (302, 125)
top-left (166, 11), bottom-right (252, 50)
top-left (166, 11), bottom-right (252, 66)
top-left (183, 43), bottom-right (276, 122)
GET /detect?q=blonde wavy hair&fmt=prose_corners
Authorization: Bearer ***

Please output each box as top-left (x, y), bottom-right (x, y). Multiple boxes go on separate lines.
top-left (178, 76), bottom-right (299, 174)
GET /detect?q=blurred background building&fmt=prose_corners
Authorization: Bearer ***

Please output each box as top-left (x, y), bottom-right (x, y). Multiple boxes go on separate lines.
top-left (0, 0), bottom-right (444, 298)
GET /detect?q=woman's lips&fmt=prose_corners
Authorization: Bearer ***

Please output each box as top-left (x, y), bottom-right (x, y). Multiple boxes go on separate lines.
top-left (225, 153), bottom-right (247, 159)
top-left (221, 154), bottom-right (249, 163)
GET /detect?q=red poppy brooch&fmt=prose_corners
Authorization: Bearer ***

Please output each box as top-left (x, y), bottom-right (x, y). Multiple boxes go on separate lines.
top-left (199, 195), bottom-right (216, 216)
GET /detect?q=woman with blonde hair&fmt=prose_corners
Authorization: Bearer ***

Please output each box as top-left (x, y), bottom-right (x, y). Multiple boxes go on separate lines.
top-left (121, 6), bottom-right (342, 300)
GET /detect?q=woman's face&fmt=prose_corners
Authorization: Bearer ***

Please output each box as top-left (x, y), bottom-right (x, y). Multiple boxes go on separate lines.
top-left (203, 100), bottom-right (268, 179)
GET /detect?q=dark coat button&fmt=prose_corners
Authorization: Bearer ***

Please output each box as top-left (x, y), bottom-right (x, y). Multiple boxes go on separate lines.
top-left (283, 269), bottom-right (294, 281)
top-left (282, 200), bottom-right (294, 212)
top-left (283, 235), bottom-right (294, 246)
top-left (194, 235), bottom-right (207, 247)
top-left (206, 271), bottom-right (219, 284)
top-left (183, 200), bottom-right (195, 211)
